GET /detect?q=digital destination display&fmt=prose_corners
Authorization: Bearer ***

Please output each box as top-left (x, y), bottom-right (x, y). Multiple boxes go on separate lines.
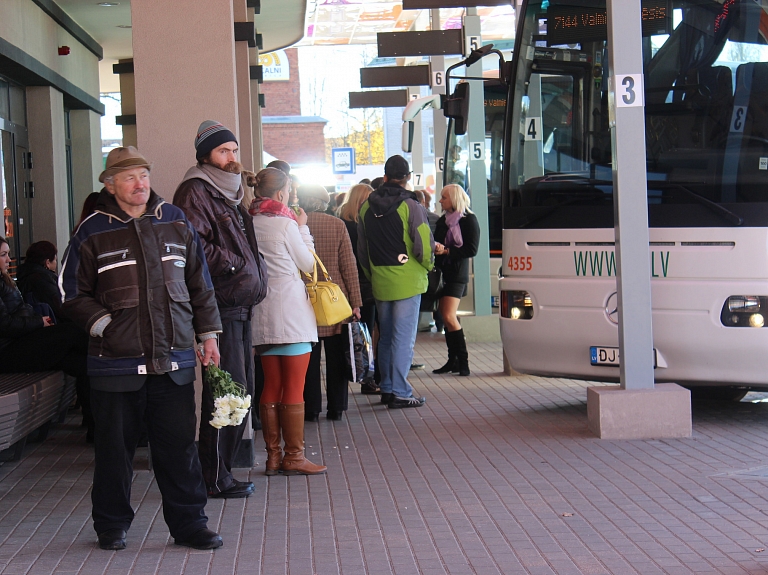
top-left (547, 0), bottom-right (670, 46)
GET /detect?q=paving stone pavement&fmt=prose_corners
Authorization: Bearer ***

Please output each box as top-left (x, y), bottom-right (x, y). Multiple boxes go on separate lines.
top-left (2, 332), bottom-right (768, 574)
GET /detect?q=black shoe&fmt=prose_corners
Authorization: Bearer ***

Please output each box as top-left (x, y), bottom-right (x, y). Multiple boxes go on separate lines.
top-left (433, 357), bottom-right (458, 374)
top-left (304, 412), bottom-right (320, 422)
top-left (174, 528), bottom-right (223, 550)
top-left (410, 363), bottom-right (425, 370)
top-left (209, 480), bottom-right (254, 499)
top-left (380, 393), bottom-right (394, 405)
top-left (388, 396), bottom-right (426, 409)
top-left (97, 529), bottom-right (126, 550)
top-left (326, 410), bottom-right (344, 421)
top-left (360, 380), bottom-right (381, 395)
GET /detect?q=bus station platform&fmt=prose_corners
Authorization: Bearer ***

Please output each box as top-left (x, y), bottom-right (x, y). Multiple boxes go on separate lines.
top-left (2, 332), bottom-right (768, 575)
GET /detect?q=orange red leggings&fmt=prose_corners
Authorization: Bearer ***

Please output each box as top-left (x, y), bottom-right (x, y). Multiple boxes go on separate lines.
top-left (259, 353), bottom-right (311, 404)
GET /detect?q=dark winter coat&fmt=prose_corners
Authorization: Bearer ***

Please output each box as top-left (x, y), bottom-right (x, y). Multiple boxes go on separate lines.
top-left (433, 212), bottom-right (480, 285)
top-left (173, 178), bottom-right (268, 312)
top-left (16, 261), bottom-right (63, 319)
top-left (60, 190), bottom-right (222, 380)
top-left (0, 278), bottom-right (43, 351)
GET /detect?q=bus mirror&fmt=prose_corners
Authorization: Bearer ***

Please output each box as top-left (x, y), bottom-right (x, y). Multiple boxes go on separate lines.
top-left (402, 121), bottom-right (415, 153)
top-left (444, 82), bottom-right (470, 136)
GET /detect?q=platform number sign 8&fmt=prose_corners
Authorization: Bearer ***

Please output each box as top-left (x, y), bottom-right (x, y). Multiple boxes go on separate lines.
top-left (471, 141), bottom-right (485, 161)
top-left (615, 74), bottom-right (644, 108)
top-left (524, 117), bottom-right (541, 141)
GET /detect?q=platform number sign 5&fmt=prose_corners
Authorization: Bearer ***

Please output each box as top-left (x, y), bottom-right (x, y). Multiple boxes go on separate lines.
top-left (465, 35), bottom-right (481, 56)
top-left (471, 141), bottom-right (485, 161)
top-left (524, 117), bottom-right (542, 141)
top-left (615, 74), bottom-right (644, 108)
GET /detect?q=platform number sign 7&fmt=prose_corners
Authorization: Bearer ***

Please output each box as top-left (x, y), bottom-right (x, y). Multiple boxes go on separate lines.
top-left (413, 173), bottom-right (424, 188)
top-left (524, 117), bottom-right (541, 141)
top-left (471, 141), bottom-right (485, 160)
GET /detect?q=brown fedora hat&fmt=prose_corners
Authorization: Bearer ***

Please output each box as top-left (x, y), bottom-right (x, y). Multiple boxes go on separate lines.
top-left (99, 146), bottom-right (152, 183)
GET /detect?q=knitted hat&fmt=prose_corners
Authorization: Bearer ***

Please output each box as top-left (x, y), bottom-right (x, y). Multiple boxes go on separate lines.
top-left (195, 120), bottom-right (238, 161)
top-left (99, 146), bottom-right (152, 182)
top-left (384, 155), bottom-right (411, 180)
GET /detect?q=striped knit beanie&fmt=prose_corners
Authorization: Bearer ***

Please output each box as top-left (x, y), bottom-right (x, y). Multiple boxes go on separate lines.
top-left (195, 120), bottom-right (237, 161)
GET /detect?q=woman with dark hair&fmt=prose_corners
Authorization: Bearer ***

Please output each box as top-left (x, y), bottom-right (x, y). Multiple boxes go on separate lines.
top-left (249, 168), bottom-right (326, 476)
top-left (76, 192), bottom-right (100, 230)
top-left (298, 184), bottom-right (362, 421)
top-left (16, 241), bottom-right (62, 319)
top-left (432, 184), bottom-right (480, 377)
top-left (0, 236), bottom-right (93, 440)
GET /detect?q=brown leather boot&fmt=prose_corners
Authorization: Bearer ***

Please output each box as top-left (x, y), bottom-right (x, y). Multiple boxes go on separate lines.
top-left (278, 403), bottom-right (327, 475)
top-left (259, 402), bottom-right (282, 476)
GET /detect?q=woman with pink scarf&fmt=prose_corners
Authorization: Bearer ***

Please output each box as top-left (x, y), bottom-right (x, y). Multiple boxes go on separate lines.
top-left (249, 167), bottom-right (326, 476)
top-left (432, 184), bottom-right (480, 376)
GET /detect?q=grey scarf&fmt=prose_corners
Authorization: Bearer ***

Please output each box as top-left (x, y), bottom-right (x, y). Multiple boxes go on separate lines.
top-left (186, 164), bottom-right (244, 207)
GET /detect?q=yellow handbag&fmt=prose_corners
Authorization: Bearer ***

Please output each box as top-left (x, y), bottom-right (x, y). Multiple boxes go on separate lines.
top-left (304, 251), bottom-right (353, 327)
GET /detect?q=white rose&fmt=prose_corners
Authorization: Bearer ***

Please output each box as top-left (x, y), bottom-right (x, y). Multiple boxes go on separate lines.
top-left (209, 416), bottom-right (228, 429)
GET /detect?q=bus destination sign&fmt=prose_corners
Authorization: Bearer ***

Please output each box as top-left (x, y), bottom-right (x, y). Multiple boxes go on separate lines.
top-left (547, 0), bottom-right (670, 46)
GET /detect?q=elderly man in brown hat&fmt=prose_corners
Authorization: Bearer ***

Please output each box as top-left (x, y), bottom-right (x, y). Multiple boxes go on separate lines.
top-left (60, 146), bottom-right (225, 551)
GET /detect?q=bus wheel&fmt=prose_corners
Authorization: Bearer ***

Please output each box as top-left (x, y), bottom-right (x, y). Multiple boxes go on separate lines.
top-left (688, 387), bottom-right (748, 402)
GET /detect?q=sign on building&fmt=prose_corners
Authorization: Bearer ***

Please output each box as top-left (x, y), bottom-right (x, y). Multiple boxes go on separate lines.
top-left (258, 50), bottom-right (290, 82)
top-left (331, 148), bottom-right (356, 175)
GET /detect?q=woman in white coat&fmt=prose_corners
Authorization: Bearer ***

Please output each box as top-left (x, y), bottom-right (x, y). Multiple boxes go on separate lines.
top-left (249, 167), bottom-right (326, 476)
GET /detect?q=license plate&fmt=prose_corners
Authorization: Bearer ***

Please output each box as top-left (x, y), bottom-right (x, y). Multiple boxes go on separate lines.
top-left (590, 346), bottom-right (657, 367)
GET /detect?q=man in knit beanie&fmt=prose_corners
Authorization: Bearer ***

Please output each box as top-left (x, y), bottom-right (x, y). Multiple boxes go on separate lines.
top-left (173, 121), bottom-right (269, 499)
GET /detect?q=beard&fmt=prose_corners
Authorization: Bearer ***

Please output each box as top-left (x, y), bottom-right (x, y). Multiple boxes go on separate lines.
top-left (221, 161), bottom-right (243, 174)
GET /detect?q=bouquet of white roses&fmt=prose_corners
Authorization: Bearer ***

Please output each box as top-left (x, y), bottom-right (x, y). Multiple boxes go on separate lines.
top-left (205, 364), bottom-right (252, 429)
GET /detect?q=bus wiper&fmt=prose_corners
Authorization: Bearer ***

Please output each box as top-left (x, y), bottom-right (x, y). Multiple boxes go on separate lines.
top-left (517, 175), bottom-right (608, 228)
top-left (661, 183), bottom-right (743, 227)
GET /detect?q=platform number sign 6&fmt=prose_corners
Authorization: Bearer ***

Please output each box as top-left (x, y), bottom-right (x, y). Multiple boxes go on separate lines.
top-left (615, 74), bottom-right (644, 108)
top-left (471, 141), bottom-right (485, 161)
top-left (432, 71), bottom-right (444, 88)
top-left (524, 117), bottom-right (542, 141)
top-left (436, 157), bottom-right (444, 172)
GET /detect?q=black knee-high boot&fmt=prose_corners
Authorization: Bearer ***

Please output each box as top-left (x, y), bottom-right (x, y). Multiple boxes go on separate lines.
top-left (453, 329), bottom-right (470, 376)
top-left (432, 330), bottom-right (460, 374)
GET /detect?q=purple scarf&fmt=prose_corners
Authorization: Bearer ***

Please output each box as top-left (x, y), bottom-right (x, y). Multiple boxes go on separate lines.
top-left (444, 210), bottom-right (464, 249)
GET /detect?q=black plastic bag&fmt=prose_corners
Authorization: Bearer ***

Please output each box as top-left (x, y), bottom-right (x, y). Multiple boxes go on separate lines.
top-left (344, 321), bottom-right (374, 382)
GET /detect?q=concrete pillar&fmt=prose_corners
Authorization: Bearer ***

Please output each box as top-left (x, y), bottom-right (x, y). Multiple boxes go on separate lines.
top-left (117, 60), bottom-right (137, 148)
top-left (26, 86), bottom-right (69, 252)
top-left (234, 0), bottom-right (254, 172)
top-left (131, 0), bottom-right (240, 200)
top-left (69, 109), bottom-right (102, 208)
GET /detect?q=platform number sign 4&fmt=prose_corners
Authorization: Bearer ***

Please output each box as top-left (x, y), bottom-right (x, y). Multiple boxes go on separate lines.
top-left (471, 141), bottom-right (485, 161)
top-left (615, 74), bottom-right (644, 108)
top-left (465, 35), bottom-right (481, 56)
top-left (524, 117), bottom-right (542, 141)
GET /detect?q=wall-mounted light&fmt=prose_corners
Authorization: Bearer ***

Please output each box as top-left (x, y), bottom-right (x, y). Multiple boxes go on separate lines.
top-left (58, 46), bottom-right (71, 55)
top-left (97, 2), bottom-right (120, 6)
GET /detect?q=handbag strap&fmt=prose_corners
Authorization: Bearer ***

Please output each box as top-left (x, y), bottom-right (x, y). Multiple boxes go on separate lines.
top-left (302, 250), bottom-right (332, 287)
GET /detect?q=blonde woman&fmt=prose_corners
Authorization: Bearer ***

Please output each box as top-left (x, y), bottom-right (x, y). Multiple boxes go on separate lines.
top-left (432, 184), bottom-right (480, 376)
top-left (249, 168), bottom-right (326, 476)
top-left (338, 183), bottom-right (379, 394)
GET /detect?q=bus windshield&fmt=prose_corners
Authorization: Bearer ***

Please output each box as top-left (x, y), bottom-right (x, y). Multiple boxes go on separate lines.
top-left (505, 0), bottom-right (768, 229)
top-left (445, 81), bottom-right (506, 253)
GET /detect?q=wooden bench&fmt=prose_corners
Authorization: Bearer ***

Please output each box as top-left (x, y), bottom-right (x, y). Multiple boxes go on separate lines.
top-left (0, 372), bottom-right (76, 461)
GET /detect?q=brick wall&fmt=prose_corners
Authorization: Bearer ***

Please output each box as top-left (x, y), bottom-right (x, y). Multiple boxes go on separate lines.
top-left (261, 48), bottom-right (300, 116)
top-left (263, 122), bottom-right (326, 165)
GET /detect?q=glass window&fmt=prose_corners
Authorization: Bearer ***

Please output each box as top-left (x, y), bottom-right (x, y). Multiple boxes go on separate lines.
top-left (0, 79), bottom-right (8, 121)
top-left (9, 85), bottom-right (25, 127)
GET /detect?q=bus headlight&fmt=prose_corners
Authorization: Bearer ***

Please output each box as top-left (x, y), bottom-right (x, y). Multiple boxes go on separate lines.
top-left (721, 296), bottom-right (768, 327)
top-left (501, 290), bottom-right (533, 320)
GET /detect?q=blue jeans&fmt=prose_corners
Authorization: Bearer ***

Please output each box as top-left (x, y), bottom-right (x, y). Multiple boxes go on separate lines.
top-left (376, 295), bottom-right (421, 398)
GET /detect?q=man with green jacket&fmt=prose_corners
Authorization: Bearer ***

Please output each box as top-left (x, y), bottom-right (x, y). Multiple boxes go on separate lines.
top-left (358, 155), bottom-right (434, 408)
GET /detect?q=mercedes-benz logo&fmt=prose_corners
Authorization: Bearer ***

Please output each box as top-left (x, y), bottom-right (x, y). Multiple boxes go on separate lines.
top-left (605, 292), bottom-right (619, 325)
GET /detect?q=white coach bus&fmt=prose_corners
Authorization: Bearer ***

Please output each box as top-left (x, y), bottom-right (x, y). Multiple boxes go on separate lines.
top-left (500, 0), bottom-right (768, 395)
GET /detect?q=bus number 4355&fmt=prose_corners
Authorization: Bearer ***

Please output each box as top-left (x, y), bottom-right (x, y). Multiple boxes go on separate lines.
top-left (508, 256), bottom-right (532, 271)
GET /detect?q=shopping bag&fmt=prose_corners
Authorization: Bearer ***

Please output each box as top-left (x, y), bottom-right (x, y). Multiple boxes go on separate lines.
top-left (344, 321), bottom-right (374, 382)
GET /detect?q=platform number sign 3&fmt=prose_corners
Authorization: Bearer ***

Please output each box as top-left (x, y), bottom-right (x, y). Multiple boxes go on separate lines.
top-left (615, 74), bottom-right (644, 108)
top-left (731, 106), bottom-right (747, 133)
top-left (524, 117), bottom-right (542, 141)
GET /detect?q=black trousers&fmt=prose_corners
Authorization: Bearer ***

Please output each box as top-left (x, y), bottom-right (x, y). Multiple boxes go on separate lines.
top-left (0, 322), bottom-right (92, 429)
top-left (198, 312), bottom-right (254, 494)
top-left (304, 333), bottom-right (349, 415)
top-left (90, 374), bottom-right (208, 539)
